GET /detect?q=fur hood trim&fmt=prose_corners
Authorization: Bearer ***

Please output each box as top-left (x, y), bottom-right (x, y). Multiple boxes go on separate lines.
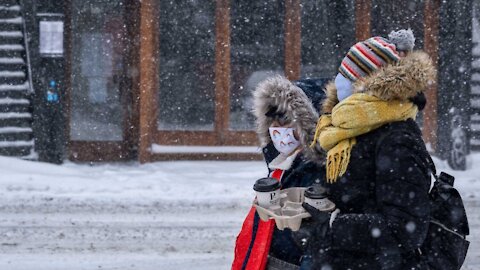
top-left (321, 81), bottom-right (339, 114)
top-left (253, 76), bottom-right (324, 160)
top-left (321, 50), bottom-right (435, 113)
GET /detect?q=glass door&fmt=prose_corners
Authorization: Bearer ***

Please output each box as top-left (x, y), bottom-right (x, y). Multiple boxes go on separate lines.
top-left (68, 0), bottom-right (133, 161)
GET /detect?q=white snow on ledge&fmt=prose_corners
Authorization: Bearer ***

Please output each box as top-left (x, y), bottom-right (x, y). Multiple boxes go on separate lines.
top-left (0, 17), bottom-right (22, 24)
top-left (0, 140), bottom-right (33, 147)
top-left (0, 44), bottom-right (24, 51)
top-left (0, 57), bottom-right (24, 64)
top-left (0, 71), bottom-right (25, 77)
top-left (0, 81), bottom-right (29, 91)
top-left (36, 13), bottom-right (63, 17)
top-left (150, 144), bottom-right (261, 154)
top-left (0, 126), bottom-right (31, 133)
top-left (0, 5), bottom-right (21, 11)
top-left (0, 112), bottom-right (31, 119)
top-left (0, 31), bottom-right (22, 37)
top-left (0, 97), bottom-right (29, 105)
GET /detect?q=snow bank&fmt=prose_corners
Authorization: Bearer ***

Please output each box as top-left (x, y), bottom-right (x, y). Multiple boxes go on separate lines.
top-left (0, 157), bottom-right (265, 206)
top-left (1, 153), bottom-right (478, 203)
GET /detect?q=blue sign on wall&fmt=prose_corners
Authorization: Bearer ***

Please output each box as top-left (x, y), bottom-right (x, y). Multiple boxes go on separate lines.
top-left (46, 80), bottom-right (59, 102)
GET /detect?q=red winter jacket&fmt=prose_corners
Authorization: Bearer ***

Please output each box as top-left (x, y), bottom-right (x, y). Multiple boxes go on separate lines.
top-left (231, 170), bottom-right (283, 270)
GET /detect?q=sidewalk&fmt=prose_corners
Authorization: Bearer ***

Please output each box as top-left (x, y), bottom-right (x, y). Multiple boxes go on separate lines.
top-left (0, 156), bottom-right (478, 269)
top-left (0, 158), bottom-right (265, 269)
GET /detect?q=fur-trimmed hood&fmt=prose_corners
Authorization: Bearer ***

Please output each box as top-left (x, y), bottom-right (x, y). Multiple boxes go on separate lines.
top-left (253, 76), bottom-right (324, 160)
top-left (322, 51), bottom-right (436, 113)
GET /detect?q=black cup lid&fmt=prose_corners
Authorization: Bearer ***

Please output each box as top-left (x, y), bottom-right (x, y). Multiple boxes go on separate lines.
top-left (304, 185), bottom-right (327, 199)
top-left (253, 177), bottom-right (280, 192)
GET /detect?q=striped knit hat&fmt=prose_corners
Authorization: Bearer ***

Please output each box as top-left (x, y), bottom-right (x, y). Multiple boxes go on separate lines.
top-left (339, 37), bottom-right (401, 82)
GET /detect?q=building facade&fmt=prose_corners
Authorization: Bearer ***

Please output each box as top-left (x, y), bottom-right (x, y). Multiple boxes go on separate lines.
top-left (4, 0), bottom-right (473, 164)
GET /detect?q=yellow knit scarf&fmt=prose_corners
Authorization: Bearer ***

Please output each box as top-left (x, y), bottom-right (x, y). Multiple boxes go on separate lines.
top-left (311, 93), bottom-right (418, 183)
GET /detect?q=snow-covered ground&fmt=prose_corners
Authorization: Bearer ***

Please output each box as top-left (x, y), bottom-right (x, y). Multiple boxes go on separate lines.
top-left (0, 154), bottom-right (479, 269)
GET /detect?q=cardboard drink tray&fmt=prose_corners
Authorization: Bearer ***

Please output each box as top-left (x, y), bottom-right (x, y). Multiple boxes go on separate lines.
top-left (253, 187), bottom-right (310, 231)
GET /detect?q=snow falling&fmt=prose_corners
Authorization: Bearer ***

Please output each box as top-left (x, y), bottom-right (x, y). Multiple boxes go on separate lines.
top-left (1, 0), bottom-right (480, 269)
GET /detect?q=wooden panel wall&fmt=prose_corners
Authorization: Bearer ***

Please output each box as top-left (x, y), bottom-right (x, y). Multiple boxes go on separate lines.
top-left (215, 0), bottom-right (231, 144)
top-left (423, 0), bottom-right (440, 151)
top-left (138, 0), bottom-right (158, 163)
top-left (355, 0), bottom-right (372, 41)
top-left (285, 0), bottom-right (301, 80)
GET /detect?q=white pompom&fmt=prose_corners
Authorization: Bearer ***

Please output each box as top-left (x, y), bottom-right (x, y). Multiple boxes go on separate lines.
top-left (388, 28), bottom-right (415, 51)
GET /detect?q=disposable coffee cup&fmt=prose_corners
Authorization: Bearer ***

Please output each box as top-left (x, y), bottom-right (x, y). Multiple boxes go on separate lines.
top-left (304, 185), bottom-right (334, 211)
top-left (253, 177), bottom-right (281, 208)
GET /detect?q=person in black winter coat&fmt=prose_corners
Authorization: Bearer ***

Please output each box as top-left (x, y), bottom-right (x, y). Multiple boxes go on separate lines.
top-left (232, 76), bottom-right (327, 270)
top-left (303, 34), bottom-right (436, 269)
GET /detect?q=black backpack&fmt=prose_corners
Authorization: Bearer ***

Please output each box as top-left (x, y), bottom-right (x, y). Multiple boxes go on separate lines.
top-left (376, 122), bottom-right (470, 270)
top-left (420, 158), bottom-right (470, 270)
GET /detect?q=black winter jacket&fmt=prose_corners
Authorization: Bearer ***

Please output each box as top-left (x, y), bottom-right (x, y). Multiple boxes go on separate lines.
top-left (315, 119), bottom-right (431, 270)
top-left (308, 50), bottom-right (436, 270)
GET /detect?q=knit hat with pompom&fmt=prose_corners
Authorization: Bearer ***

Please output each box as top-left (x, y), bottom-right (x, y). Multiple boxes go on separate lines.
top-left (338, 36), bottom-right (400, 82)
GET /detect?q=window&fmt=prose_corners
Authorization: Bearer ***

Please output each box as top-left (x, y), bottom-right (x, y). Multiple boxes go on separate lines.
top-left (157, 0), bottom-right (216, 131)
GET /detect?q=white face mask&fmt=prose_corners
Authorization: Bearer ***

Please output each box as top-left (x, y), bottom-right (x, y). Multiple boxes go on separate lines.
top-left (269, 127), bottom-right (301, 156)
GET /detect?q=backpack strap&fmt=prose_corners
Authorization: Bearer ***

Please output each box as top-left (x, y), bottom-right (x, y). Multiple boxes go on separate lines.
top-left (422, 147), bottom-right (439, 182)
